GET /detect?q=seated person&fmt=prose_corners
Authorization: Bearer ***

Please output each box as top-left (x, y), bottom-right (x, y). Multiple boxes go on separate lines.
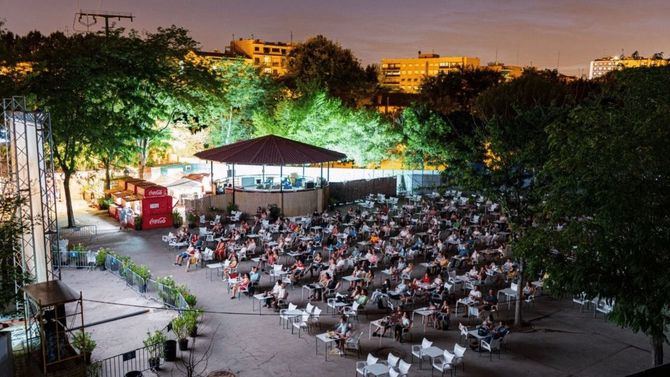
top-left (394, 311), bottom-right (411, 342)
top-left (175, 246), bottom-right (196, 266)
top-left (372, 307), bottom-right (403, 338)
top-left (468, 286), bottom-right (483, 303)
top-left (333, 315), bottom-right (353, 356)
top-left (481, 289), bottom-right (498, 311)
top-left (248, 266), bottom-right (262, 294)
top-left (184, 249), bottom-right (201, 271)
top-left (308, 252), bottom-right (324, 278)
top-left (230, 273), bottom-right (250, 299)
top-left (266, 281), bottom-right (287, 309)
top-left (435, 300), bottom-right (451, 330)
top-left (222, 255), bottom-right (239, 279)
top-left (214, 240), bottom-right (227, 261)
top-left (289, 259), bottom-right (305, 282)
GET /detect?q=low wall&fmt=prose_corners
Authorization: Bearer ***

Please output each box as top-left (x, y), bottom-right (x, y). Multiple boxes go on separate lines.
top-left (183, 188), bottom-right (327, 217)
top-left (330, 176), bottom-right (397, 204)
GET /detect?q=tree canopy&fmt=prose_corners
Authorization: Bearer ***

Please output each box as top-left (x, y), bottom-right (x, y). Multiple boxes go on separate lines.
top-left (529, 67), bottom-right (670, 366)
top-left (285, 35), bottom-right (376, 105)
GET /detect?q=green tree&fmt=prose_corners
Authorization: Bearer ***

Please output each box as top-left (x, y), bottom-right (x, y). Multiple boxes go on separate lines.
top-left (418, 68), bottom-right (503, 115)
top-left (254, 90), bottom-right (400, 164)
top-left (536, 67), bottom-right (670, 366)
top-left (0, 190), bottom-right (33, 314)
top-left (209, 59), bottom-right (278, 145)
top-left (285, 35), bottom-right (376, 106)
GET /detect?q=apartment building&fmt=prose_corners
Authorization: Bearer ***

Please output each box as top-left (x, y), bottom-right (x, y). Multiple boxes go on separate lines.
top-left (229, 38), bottom-right (294, 75)
top-left (589, 54), bottom-right (668, 79)
top-left (380, 52), bottom-right (480, 92)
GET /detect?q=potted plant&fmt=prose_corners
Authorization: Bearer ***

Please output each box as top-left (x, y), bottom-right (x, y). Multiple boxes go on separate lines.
top-left (96, 248), bottom-right (109, 270)
top-left (172, 211), bottom-right (183, 228)
top-left (143, 330), bottom-right (166, 370)
top-left (72, 331), bottom-right (96, 364)
top-left (171, 316), bottom-right (190, 351)
top-left (134, 215), bottom-right (142, 230)
top-left (156, 276), bottom-right (177, 306)
top-left (129, 264), bottom-right (151, 293)
top-left (184, 293), bottom-right (197, 308)
top-left (183, 308), bottom-right (203, 337)
top-left (186, 211), bottom-right (197, 228)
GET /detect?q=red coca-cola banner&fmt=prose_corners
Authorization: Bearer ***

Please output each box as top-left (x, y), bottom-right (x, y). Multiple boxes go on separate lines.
top-left (143, 213), bottom-right (173, 230)
top-left (141, 195), bottom-right (172, 216)
top-left (137, 184), bottom-right (167, 198)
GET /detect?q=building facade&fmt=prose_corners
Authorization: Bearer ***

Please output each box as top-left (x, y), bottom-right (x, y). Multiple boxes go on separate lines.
top-left (229, 39), bottom-right (294, 76)
top-left (589, 55), bottom-right (668, 79)
top-left (380, 53), bottom-right (480, 93)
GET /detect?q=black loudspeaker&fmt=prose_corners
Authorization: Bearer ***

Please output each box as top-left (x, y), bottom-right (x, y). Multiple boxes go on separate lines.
top-left (306, 182), bottom-right (315, 189)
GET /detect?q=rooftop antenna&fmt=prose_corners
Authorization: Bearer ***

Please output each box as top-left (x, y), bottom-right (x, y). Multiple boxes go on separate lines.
top-left (495, 47), bottom-right (498, 65)
top-left (556, 50), bottom-right (560, 70)
top-left (75, 9), bottom-right (134, 36)
top-left (290, 31), bottom-right (293, 45)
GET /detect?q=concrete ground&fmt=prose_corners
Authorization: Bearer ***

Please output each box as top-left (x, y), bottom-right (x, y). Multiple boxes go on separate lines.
top-left (58, 198), bottom-right (665, 377)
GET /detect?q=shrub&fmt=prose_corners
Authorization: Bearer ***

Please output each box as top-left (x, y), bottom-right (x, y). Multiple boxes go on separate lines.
top-left (129, 263), bottom-right (151, 281)
top-left (97, 197), bottom-right (113, 210)
top-left (72, 331), bottom-right (96, 353)
top-left (172, 211), bottom-right (183, 227)
top-left (95, 248), bottom-right (109, 267)
top-left (143, 330), bottom-right (166, 358)
top-left (184, 293), bottom-right (197, 307)
top-left (171, 316), bottom-right (189, 340)
top-left (226, 202), bottom-right (239, 215)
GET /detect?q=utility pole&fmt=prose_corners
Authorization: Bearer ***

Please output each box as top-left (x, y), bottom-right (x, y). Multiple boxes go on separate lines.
top-left (76, 10), bottom-right (134, 36)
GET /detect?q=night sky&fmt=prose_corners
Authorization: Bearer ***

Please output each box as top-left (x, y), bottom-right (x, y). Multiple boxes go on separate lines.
top-left (2, 0), bottom-right (669, 76)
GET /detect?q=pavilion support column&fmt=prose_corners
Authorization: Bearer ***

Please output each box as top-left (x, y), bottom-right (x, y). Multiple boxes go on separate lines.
top-left (262, 165), bottom-right (265, 183)
top-left (232, 163), bottom-right (236, 206)
top-left (210, 161), bottom-right (215, 195)
top-left (280, 165), bottom-right (284, 215)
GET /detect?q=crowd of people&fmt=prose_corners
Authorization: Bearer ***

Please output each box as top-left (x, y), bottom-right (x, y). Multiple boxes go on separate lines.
top-left (167, 191), bottom-right (536, 348)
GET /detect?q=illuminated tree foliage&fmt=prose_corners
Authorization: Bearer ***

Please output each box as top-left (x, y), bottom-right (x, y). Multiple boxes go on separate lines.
top-left (208, 59), bottom-right (279, 145)
top-left (254, 91), bottom-right (400, 164)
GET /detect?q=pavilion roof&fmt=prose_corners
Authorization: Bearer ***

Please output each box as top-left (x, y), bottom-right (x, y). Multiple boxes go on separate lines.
top-left (194, 134), bottom-right (346, 165)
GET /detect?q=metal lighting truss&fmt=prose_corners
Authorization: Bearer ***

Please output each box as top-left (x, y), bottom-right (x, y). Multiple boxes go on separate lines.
top-left (1, 96), bottom-right (59, 289)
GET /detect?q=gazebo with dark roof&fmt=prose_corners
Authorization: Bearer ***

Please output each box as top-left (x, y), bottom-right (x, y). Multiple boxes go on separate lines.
top-left (195, 134), bottom-right (346, 214)
top-left (195, 134), bottom-right (346, 165)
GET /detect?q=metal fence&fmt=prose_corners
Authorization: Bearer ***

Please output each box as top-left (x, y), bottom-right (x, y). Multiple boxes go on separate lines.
top-left (103, 254), bottom-right (189, 310)
top-left (88, 344), bottom-right (161, 377)
top-left (104, 255), bottom-right (147, 294)
top-left (60, 224), bottom-right (98, 242)
top-left (145, 278), bottom-right (189, 311)
top-left (54, 250), bottom-right (96, 269)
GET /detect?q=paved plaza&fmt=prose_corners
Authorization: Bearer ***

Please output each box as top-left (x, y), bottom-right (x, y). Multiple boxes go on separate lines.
top-left (59, 201), bottom-right (664, 377)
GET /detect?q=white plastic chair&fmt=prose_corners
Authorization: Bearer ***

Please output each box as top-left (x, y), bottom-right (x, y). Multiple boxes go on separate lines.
top-left (480, 337), bottom-right (502, 360)
top-left (431, 350), bottom-right (455, 376)
top-left (343, 301), bottom-right (360, 321)
top-left (356, 354), bottom-right (379, 377)
top-left (291, 312), bottom-right (310, 337)
top-left (452, 343), bottom-right (466, 371)
top-left (411, 338), bottom-right (433, 367)
top-left (458, 323), bottom-right (469, 344)
top-left (397, 360), bottom-right (411, 377)
top-left (384, 353), bottom-right (400, 368)
top-left (269, 264), bottom-right (284, 282)
top-left (279, 303), bottom-right (298, 328)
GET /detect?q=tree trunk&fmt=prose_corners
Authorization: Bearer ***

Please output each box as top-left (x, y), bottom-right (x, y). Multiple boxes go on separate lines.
top-left (104, 160), bottom-right (111, 195)
top-left (651, 334), bottom-right (664, 366)
top-left (138, 138), bottom-right (147, 179)
top-left (514, 259), bottom-right (524, 326)
top-left (63, 171), bottom-right (76, 228)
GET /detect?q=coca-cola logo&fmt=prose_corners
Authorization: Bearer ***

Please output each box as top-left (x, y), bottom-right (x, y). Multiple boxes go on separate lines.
top-left (149, 217), bottom-right (167, 225)
top-left (146, 189), bottom-right (164, 196)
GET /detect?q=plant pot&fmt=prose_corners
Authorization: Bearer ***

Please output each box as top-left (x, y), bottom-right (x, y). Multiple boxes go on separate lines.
top-left (148, 356), bottom-right (160, 370)
top-left (124, 371), bottom-right (143, 377)
top-left (139, 284), bottom-right (147, 293)
top-left (84, 351), bottom-right (92, 364)
top-left (188, 223), bottom-right (196, 229)
top-left (178, 338), bottom-right (189, 351)
top-left (189, 325), bottom-right (198, 338)
top-left (99, 265), bottom-right (106, 271)
top-left (164, 340), bottom-right (177, 361)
